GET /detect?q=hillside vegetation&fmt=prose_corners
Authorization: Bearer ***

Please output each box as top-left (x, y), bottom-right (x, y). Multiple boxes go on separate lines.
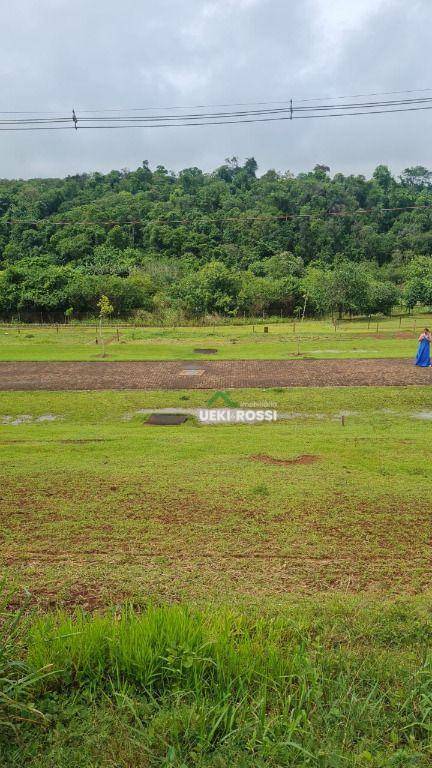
top-left (1, 159), bottom-right (432, 320)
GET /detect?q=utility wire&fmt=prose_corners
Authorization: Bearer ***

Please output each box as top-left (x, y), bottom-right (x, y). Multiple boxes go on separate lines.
top-left (2, 102), bottom-right (432, 131)
top-left (3, 95), bottom-right (432, 126)
top-left (4, 204), bottom-right (432, 229)
top-left (2, 95), bottom-right (432, 126)
top-left (1, 95), bottom-right (432, 131)
top-left (2, 86), bottom-right (432, 115)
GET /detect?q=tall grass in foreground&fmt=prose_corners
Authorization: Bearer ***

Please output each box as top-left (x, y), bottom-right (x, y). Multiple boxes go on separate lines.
top-left (2, 600), bottom-right (432, 767)
top-left (0, 584), bottom-right (53, 731)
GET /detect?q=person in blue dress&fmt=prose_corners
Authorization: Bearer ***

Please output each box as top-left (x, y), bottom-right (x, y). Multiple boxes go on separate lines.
top-left (415, 328), bottom-right (431, 367)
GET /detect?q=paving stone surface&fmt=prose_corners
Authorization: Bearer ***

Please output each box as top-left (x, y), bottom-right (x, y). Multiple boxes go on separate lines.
top-left (0, 359), bottom-right (431, 390)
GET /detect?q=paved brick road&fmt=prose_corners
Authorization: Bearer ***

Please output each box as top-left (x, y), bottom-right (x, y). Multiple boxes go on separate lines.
top-left (0, 359), bottom-right (431, 390)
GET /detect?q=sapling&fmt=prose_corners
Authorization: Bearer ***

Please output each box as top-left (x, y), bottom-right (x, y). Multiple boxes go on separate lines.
top-left (64, 307), bottom-right (74, 324)
top-left (97, 295), bottom-right (114, 358)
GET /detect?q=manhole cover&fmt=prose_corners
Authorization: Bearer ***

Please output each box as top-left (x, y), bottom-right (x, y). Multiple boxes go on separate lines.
top-left (179, 369), bottom-right (205, 377)
top-left (145, 413), bottom-right (189, 426)
top-left (194, 348), bottom-right (218, 354)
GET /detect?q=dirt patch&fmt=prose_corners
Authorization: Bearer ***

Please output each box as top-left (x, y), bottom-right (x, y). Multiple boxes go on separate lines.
top-left (250, 453), bottom-right (320, 466)
top-left (0, 438), bottom-right (113, 445)
top-left (59, 438), bottom-right (114, 443)
top-left (38, 581), bottom-right (112, 611)
top-left (3, 482), bottom-right (430, 606)
top-left (357, 331), bottom-right (413, 340)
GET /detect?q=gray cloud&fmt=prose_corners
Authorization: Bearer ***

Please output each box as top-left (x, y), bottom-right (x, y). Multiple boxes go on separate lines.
top-left (1, 0), bottom-right (431, 178)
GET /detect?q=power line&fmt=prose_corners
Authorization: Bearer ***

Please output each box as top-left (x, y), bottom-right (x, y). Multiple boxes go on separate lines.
top-left (1, 95), bottom-right (432, 131)
top-left (2, 94), bottom-right (432, 123)
top-left (3, 95), bottom-right (432, 126)
top-left (294, 86), bottom-right (432, 103)
top-left (2, 102), bottom-right (432, 131)
top-left (4, 204), bottom-right (432, 229)
top-left (2, 86), bottom-right (432, 115)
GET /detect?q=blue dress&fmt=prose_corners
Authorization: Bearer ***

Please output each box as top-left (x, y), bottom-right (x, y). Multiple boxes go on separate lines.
top-left (415, 336), bottom-right (431, 367)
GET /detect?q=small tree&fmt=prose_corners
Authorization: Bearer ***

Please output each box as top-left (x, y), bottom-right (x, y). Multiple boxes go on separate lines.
top-left (97, 294), bottom-right (114, 357)
top-left (64, 307), bottom-right (74, 324)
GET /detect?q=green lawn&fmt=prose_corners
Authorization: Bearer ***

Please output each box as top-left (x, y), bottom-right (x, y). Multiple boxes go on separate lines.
top-left (1, 314), bottom-right (431, 360)
top-left (1, 386), bottom-right (431, 605)
top-left (2, 598), bottom-right (431, 767)
top-left (2, 385), bottom-right (432, 766)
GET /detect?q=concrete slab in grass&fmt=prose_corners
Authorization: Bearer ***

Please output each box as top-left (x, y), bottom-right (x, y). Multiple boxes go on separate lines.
top-left (145, 413), bottom-right (189, 426)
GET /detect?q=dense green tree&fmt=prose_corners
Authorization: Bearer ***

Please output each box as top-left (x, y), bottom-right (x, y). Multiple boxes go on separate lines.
top-left (1, 159), bottom-right (432, 319)
top-left (301, 267), bottom-right (333, 315)
top-left (400, 166), bottom-right (432, 189)
top-left (365, 279), bottom-right (399, 315)
top-left (329, 262), bottom-right (370, 318)
top-left (174, 261), bottom-right (241, 317)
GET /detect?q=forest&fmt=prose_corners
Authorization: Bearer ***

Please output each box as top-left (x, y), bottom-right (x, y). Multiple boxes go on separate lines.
top-left (1, 158), bottom-right (432, 321)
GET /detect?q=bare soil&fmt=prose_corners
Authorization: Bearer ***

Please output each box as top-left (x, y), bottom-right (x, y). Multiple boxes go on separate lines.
top-left (250, 454), bottom-right (320, 466)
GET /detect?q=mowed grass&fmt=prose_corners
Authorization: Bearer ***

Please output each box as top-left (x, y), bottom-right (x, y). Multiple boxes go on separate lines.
top-left (1, 387), bottom-right (432, 766)
top-left (3, 599), bottom-right (431, 767)
top-left (1, 313), bottom-right (431, 361)
top-left (1, 386), bottom-right (431, 605)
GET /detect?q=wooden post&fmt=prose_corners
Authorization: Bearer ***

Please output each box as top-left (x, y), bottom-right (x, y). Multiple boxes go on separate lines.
top-left (368, 315), bottom-right (371, 329)
top-left (399, 315), bottom-right (402, 327)
top-left (376, 323), bottom-right (379, 335)
top-left (341, 414), bottom-right (345, 427)
top-left (116, 327), bottom-right (120, 342)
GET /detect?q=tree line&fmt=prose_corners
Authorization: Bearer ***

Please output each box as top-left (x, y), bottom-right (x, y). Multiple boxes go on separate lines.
top-left (0, 158), bottom-right (432, 321)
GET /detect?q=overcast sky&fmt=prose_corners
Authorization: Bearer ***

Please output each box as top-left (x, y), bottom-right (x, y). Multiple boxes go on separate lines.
top-left (1, 0), bottom-right (432, 180)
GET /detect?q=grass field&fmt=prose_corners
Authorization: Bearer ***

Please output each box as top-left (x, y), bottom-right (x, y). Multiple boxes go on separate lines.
top-left (2, 383), bottom-right (432, 765)
top-left (1, 313), bottom-right (431, 361)
top-left (1, 386), bottom-right (431, 605)
top-left (2, 598), bottom-right (432, 767)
